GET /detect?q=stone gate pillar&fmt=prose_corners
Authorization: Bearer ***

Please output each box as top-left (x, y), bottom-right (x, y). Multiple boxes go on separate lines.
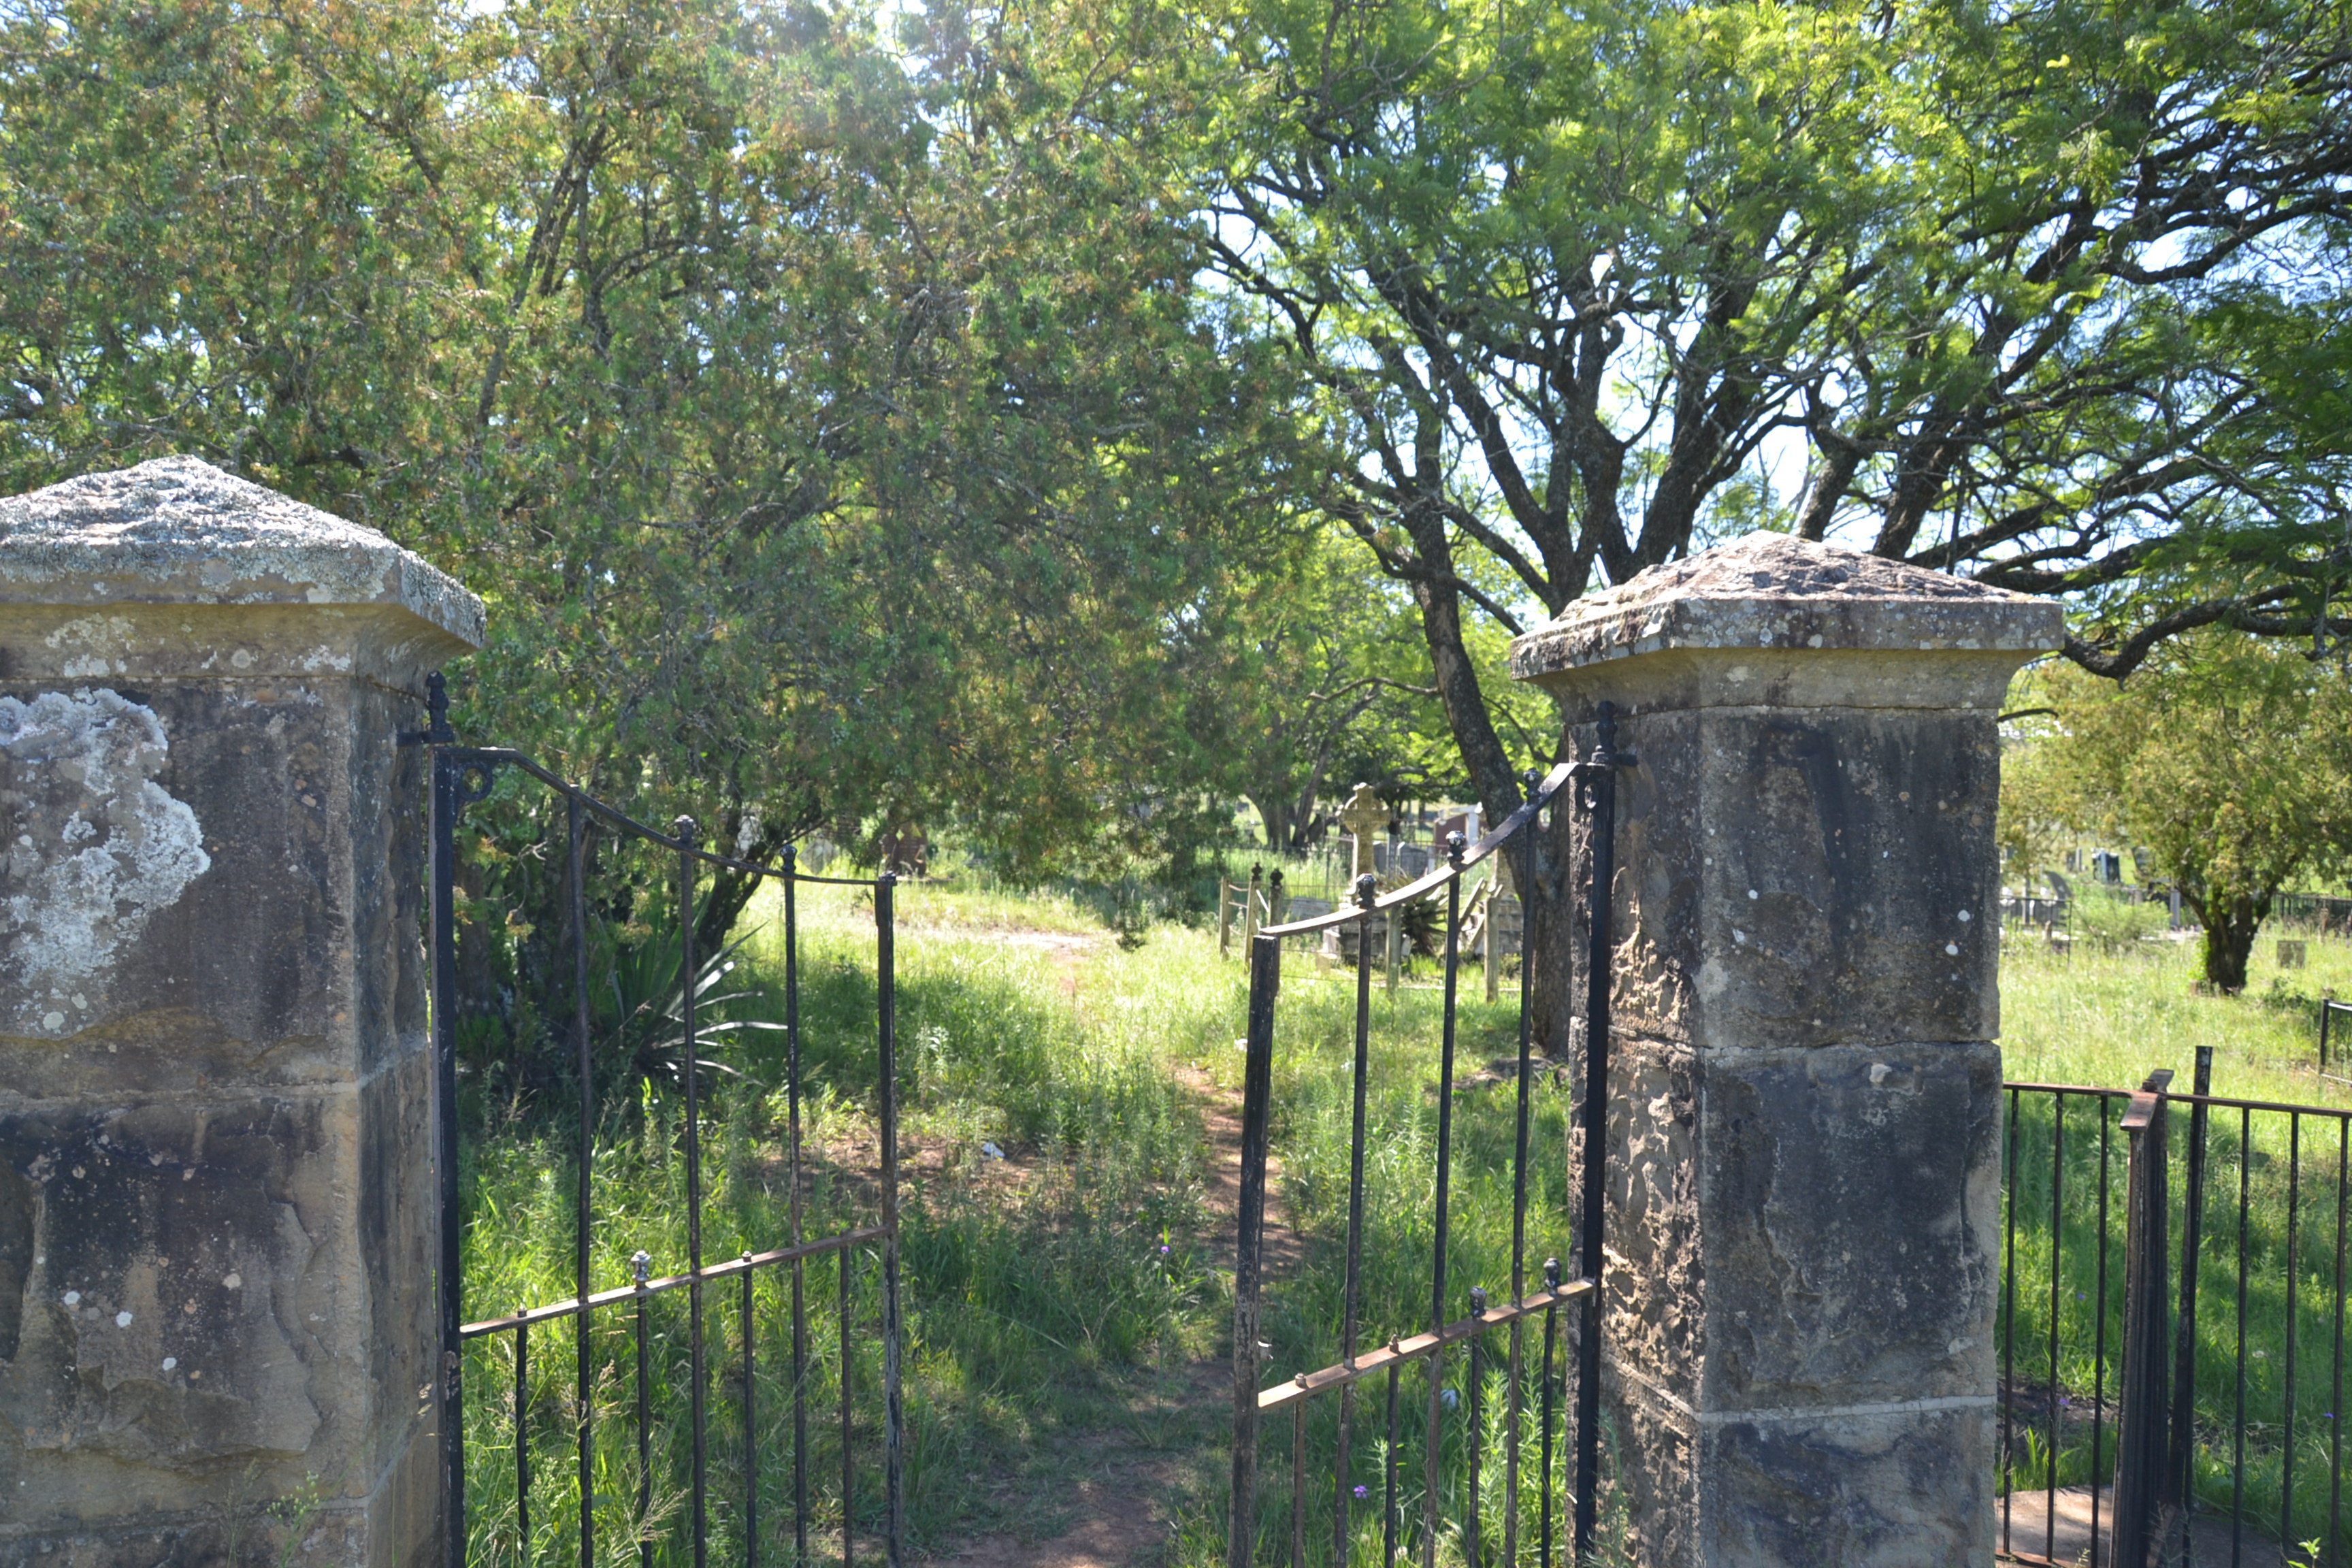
top-left (1509, 534), bottom-right (2061, 1567)
top-left (0, 457), bottom-right (483, 1565)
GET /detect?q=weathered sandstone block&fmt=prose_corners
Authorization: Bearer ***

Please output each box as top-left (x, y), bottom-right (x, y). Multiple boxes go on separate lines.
top-left (0, 457), bottom-right (481, 1567)
top-left (1510, 533), bottom-right (2060, 1567)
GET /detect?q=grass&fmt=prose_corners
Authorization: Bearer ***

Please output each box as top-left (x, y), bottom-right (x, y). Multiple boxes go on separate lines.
top-left (457, 865), bottom-right (1243, 1566)
top-left (1999, 921), bottom-right (2352, 1562)
top-left (457, 855), bottom-right (2352, 1567)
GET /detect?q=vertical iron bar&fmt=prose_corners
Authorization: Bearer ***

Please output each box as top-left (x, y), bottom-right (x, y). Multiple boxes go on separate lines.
top-left (747, 1261), bottom-right (760, 1568)
top-left (518, 1320), bottom-right (532, 1562)
top-left (1575, 708), bottom-right (1624, 1561)
top-left (2235, 1107), bottom-right (2251, 1568)
top-left (2115, 1077), bottom-right (2172, 1568)
top-left (1541, 1258), bottom-right (1561, 1568)
top-left (1425, 842), bottom-right (1465, 1568)
top-left (2285, 1115), bottom-right (2304, 1556)
top-left (1467, 1301), bottom-right (1485, 1568)
top-left (2093, 1094), bottom-right (2112, 1568)
top-left (2048, 1094), bottom-right (2065, 1561)
top-left (1384, 1362), bottom-right (1399, 1566)
top-left (786, 845), bottom-right (809, 1568)
top-left (2004, 1086), bottom-right (2020, 1557)
top-left (1337, 872), bottom-right (1377, 1564)
top-left (677, 819), bottom-right (708, 1568)
top-left (431, 748), bottom-right (466, 1568)
top-left (570, 797), bottom-right (595, 1568)
top-left (2174, 1047), bottom-right (2213, 1544)
top-left (1507, 819), bottom-right (1534, 1568)
top-left (841, 1250), bottom-right (853, 1568)
top-left (2329, 1117), bottom-right (2346, 1568)
top-left (1292, 1403), bottom-right (1307, 1568)
top-left (1230, 934), bottom-right (1281, 1568)
top-left (636, 1255), bottom-right (653, 1568)
top-left (2325, 1001), bottom-right (2333, 1072)
top-left (877, 872), bottom-right (903, 1568)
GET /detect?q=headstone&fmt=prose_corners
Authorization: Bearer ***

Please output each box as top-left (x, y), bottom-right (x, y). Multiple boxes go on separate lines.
top-left (2281, 939), bottom-right (2308, 970)
top-left (2093, 850), bottom-right (2122, 883)
top-left (0, 457), bottom-right (484, 1565)
top-left (802, 835), bottom-right (839, 873)
top-left (1396, 843), bottom-right (1431, 879)
top-left (2134, 847), bottom-right (2156, 881)
top-left (1335, 783), bottom-right (1388, 882)
top-left (1437, 808), bottom-right (1480, 847)
top-left (1510, 531), bottom-right (2062, 1568)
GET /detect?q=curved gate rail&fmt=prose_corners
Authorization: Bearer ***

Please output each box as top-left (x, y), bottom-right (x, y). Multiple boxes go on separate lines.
top-left (1229, 704), bottom-right (1633, 1567)
top-left (423, 679), bottom-right (904, 1567)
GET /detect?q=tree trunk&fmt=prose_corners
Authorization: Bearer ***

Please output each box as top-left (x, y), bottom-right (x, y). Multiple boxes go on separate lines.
top-left (1247, 791), bottom-right (1294, 854)
top-left (2197, 889), bottom-right (2264, 992)
top-left (696, 811), bottom-right (802, 955)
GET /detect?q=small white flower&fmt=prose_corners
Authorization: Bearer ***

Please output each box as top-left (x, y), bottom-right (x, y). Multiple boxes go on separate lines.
top-left (162, 1357), bottom-right (177, 1371)
top-left (115, 1311), bottom-right (133, 1328)
top-left (61, 1290), bottom-right (79, 1306)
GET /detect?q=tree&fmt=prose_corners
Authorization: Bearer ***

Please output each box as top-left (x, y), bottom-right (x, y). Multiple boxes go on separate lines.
top-left (1157, 0), bottom-right (2352, 1045)
top-left (2031, 636), bottom-right (2352, 990)
top-left (0, 0), bottom-right (1307, 925)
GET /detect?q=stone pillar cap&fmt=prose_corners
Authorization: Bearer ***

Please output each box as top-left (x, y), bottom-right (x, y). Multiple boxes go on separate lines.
top-left (1508, 532), bottom-right (2063, 710)
top-left (0, 455), bottom-right (485, 650)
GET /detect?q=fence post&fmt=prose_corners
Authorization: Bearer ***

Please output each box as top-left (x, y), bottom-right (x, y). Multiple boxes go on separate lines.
top-left (2168, 1045), bottom-right (2213, 1558)
top-left (1244, 862), bottom-right (1263, 948)
top-left (1229, 934), bottom-right (1282, 1568)
top-left (2114, 1071), bottom-right (2176, 1567)
top-left (0, 457), bottom-right (483, 1561)
top-left (1508, 532), bottom-right (2062, 1568)
top-left (1220, 876), bottom-right (1236, 958)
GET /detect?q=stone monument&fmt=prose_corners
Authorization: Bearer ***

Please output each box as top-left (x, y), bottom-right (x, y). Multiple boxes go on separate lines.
top-left (1328, 784), bottom-right (1390, 967)
top-left (1509, 532), bottom-right (2061, 1567)
top-left (1333, 783), bottom-right (1387, 880)
top-left (0, 457), bottom-right (483, 1565)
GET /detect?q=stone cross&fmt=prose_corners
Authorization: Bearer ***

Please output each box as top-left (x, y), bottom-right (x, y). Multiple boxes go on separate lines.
top-left (0, 457), bottom-right (483, 1565)
top-left (1509, 531), bottom-right (2062, 1568)
top-left (1335, 783), bottom-right (1388, 881)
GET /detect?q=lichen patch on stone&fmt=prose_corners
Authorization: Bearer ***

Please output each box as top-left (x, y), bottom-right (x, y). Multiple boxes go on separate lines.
top-left (0, 688), bottom-right (210, 1034)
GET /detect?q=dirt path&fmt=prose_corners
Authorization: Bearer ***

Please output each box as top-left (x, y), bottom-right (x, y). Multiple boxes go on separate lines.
top-left (941, 1060), bottom-right (1292, 1565)
top-left (1995, 1486), bottom-right (2285, 1566)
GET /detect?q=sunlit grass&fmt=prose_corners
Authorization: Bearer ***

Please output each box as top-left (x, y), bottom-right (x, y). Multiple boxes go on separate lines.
top-left (459, 872), bottom-right (2352, 1564)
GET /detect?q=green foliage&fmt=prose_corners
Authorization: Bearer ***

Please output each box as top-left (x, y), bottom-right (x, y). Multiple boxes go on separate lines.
top-left (2018, 635), bottom-right (2352, 989)
top-left (0, 0), bottom-right (1305, 882)
top-left (1159, 0), bottom-right (2352, 822)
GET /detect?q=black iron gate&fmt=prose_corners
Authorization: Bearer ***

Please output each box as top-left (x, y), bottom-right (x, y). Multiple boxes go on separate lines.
top-left (2002, 1049), bottom-right (2352, 1565)
top-left (1228, 705), bottom-right (1633, 1567)
top-left (423, 679), bottom-right (904, 1567)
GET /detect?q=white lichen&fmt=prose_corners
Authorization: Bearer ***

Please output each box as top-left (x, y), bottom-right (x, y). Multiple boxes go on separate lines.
top-left (0, 689), bottom-right (210, 1035)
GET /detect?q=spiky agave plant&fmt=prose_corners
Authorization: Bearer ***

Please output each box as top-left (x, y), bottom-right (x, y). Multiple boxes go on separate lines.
top-left (600, 928), bottom-right (785, 1105)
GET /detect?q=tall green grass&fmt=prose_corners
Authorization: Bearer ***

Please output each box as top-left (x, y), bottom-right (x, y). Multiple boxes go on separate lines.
top-left (458, 872), bottom-right (2352, 1564)
top-left (458, 876), bottom-right (1242, 1564)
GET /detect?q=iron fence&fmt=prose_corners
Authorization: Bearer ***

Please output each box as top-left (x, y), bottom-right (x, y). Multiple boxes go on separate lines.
top-left (2001, 1049), bottom-right (2352, 1565)
top-left (1228, 706), bottom-right (1632, 1567)
top-left (2321, 1000), bottom-right (2352, 1075)
top-left (425, 678), bottom-right (903, 1567)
